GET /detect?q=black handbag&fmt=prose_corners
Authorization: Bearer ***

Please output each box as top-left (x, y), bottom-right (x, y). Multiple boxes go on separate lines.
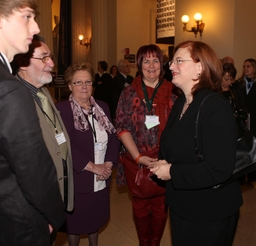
top-left (195, 94), bottom-right (256, 191)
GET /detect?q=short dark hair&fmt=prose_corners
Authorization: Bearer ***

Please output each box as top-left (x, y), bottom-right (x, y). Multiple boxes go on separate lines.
top-left (222, 63), bottom-right (237, 79)
top-left (11, 35), bottom-right (46, 73)
top-left (110, 65), bottom-right (119, 74)
top-left (98, 61), bottom-right (108, 71)
top-left (136, 44), bottom-right (164, 80)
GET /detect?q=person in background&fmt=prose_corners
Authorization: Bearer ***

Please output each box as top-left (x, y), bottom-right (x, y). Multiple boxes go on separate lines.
top-left (233, 58), bottom-right (256, 183)
top-left (109, 64), bottom-right (119, 78)
top-left (12, 35), bottom-right (74, 244)
top-left (115, 44), bottom-right (176, 246)
top-left (112, 59), bottom-right (134, 119)
top-left (56, 63), bottom-right (120, 246)
top-left (220, 62), bottom-right (247, 140)
top-left (0, 1), bottom-right (65, 245)
top-left (94, 60), bottom-right (112, 108)
top-left (221, 62), bottom-right (237, 101)
top-left (163, 54), bottom-right (182, 97)
top-left (221, 56), bottom-right (235, 65)
top-left (163, 54), bottom-right (173, 83)
top-left (151, 41), bottom-right (242, 246)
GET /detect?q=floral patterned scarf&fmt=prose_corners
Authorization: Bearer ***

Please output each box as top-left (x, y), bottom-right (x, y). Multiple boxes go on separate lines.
top-left (69, 94), bottom-right (116, 134)
top-left (132, 75), bottom-right (176, 141)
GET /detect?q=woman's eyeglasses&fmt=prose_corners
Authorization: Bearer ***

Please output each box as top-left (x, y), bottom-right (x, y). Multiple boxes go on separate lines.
top-left (71, 80), bottom-right (93, 86)
top-left (170, 59), bottom-right (194, 66)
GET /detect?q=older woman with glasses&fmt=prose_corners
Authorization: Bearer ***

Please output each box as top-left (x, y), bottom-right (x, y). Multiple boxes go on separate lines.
top-left (56, 63), bottom-right (120, 246)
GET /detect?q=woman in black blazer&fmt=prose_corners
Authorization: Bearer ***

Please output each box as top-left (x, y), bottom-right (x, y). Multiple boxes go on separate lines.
top-left (151, 41), bottom-right (242, 246)
top-left (233, 58), bottom-right (256, 182)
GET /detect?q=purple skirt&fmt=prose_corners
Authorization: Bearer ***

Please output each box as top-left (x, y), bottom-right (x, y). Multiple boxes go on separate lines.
top-left (65, 187), bottom-right (110, 234)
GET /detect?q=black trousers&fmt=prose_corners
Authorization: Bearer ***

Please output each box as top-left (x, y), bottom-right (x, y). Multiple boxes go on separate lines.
top-left (170, 209), bottom-right (239, 246)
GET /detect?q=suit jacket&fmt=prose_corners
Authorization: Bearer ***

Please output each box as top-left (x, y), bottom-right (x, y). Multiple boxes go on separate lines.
top-left (0, 61), bottom-right (64, 245)
top-left (34, 87), bottom-right (74, 212)
top-left (233, 80), bottom-right (256, 136)
top-left (112, 73), bottom-right (134, 118)
top-left (94, 72), bottom-right (112, 107)
top-left (160, 89), bottom-right (242, 222)
top-left (56, 99), bottom-right (120, 193)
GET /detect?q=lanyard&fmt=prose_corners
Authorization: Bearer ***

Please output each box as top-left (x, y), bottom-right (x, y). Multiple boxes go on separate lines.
top-left (142, 79), bottom-right (163, 113)
top-left (36, 100), bottom-right (59, 134)
top-left (82, 110), bottom-right (97, 143)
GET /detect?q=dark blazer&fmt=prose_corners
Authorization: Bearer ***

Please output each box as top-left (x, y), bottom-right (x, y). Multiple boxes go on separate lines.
top-left (112, 73), bottom-right (134, 118)
top-left (160, 89), bottom-right (242, 222)
top-left (56, 100), bottom-right (120, 193)
top-left (233, 80), bottom-right (256, 136)
top-left (0, 61), bottom-right (64, 245)
top-left (94, 72), bottom-right (112, 107)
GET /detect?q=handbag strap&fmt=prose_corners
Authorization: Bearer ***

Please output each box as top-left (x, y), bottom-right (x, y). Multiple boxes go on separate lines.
top-left (195, 94), bottom-right (218, 161)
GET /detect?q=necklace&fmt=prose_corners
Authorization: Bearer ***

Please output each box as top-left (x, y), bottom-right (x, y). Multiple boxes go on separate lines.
top-left (180, 103), bottom-right (191, 119)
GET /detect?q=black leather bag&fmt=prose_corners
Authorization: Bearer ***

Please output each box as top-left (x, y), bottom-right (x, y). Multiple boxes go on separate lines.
top-left (195, 95), bottom-right (256, 191)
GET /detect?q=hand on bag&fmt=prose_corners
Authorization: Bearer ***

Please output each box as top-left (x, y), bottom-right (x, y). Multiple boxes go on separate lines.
top-left (138, 155), bottom-right (158, 168)
top-left (150, 160), bottom-right (172, 180)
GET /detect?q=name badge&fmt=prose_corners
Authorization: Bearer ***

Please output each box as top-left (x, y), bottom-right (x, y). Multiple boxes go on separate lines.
top-left (95, 142), bottom-right (103, 151)
top-left (55, 132), bottom-right (67, 145)
top-left (145, 115), bottom-right (160, 129)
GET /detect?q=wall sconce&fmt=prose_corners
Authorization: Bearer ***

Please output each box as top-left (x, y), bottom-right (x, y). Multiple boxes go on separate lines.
top-left (78, 34), bottom-right (91, 48)
top-left (181, 13), bottom-right (205, 37)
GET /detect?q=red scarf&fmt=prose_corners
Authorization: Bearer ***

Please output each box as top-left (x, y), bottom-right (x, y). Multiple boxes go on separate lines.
top-left (131, 75), bottom-right (175, 141)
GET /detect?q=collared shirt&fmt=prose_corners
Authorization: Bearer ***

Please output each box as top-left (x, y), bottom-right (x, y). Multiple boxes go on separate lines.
top-left (244, 76), bottom-right (255, 94)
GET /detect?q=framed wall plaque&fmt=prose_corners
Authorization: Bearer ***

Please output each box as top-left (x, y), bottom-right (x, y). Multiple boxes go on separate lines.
top-left (156, 0), bottom-right (175, 44)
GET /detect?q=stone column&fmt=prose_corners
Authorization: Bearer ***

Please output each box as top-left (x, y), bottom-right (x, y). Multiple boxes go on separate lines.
top-left (92, 0), bottom-right (109, 70)
top-left (36, 0), bottom-right (53, 51)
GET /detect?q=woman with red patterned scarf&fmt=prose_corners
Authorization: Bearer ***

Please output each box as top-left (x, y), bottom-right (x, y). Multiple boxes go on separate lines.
top-left (115, 44), bottom-right (176, 246)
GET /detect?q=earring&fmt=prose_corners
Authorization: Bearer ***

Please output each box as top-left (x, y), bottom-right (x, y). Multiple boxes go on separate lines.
top-left (197, 73), bottom-right (201, 78)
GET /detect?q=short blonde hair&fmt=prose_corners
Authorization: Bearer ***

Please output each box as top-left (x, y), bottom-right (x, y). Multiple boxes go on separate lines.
top-left (64, 63), bottom-right (95, 85)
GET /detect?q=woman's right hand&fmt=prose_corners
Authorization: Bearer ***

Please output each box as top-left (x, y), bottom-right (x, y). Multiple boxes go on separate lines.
top-left (84, 161), bottom-right (112, 179)
top-left (150, 160), bottom-right (172, 180)
top-left (92, 163), bottom-right (112, 177)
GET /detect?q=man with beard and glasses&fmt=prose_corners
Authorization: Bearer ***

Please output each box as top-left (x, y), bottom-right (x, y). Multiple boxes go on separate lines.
top-left (12, 35), bottom-right (74, 244)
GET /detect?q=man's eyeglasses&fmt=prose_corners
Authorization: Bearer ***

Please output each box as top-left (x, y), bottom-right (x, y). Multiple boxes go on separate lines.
top-left (170, 59), bottom-right (194, 66)
top-left (31, 54), bottom-right (54, 64)
top-left (71, 80), bottom-right (93, 86)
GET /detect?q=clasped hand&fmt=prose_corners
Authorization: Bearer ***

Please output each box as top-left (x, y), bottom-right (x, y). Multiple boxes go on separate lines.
top-left (150, 159), bottom-right (172, 181)
top-left (95, 162), bottom-right (113, 181)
